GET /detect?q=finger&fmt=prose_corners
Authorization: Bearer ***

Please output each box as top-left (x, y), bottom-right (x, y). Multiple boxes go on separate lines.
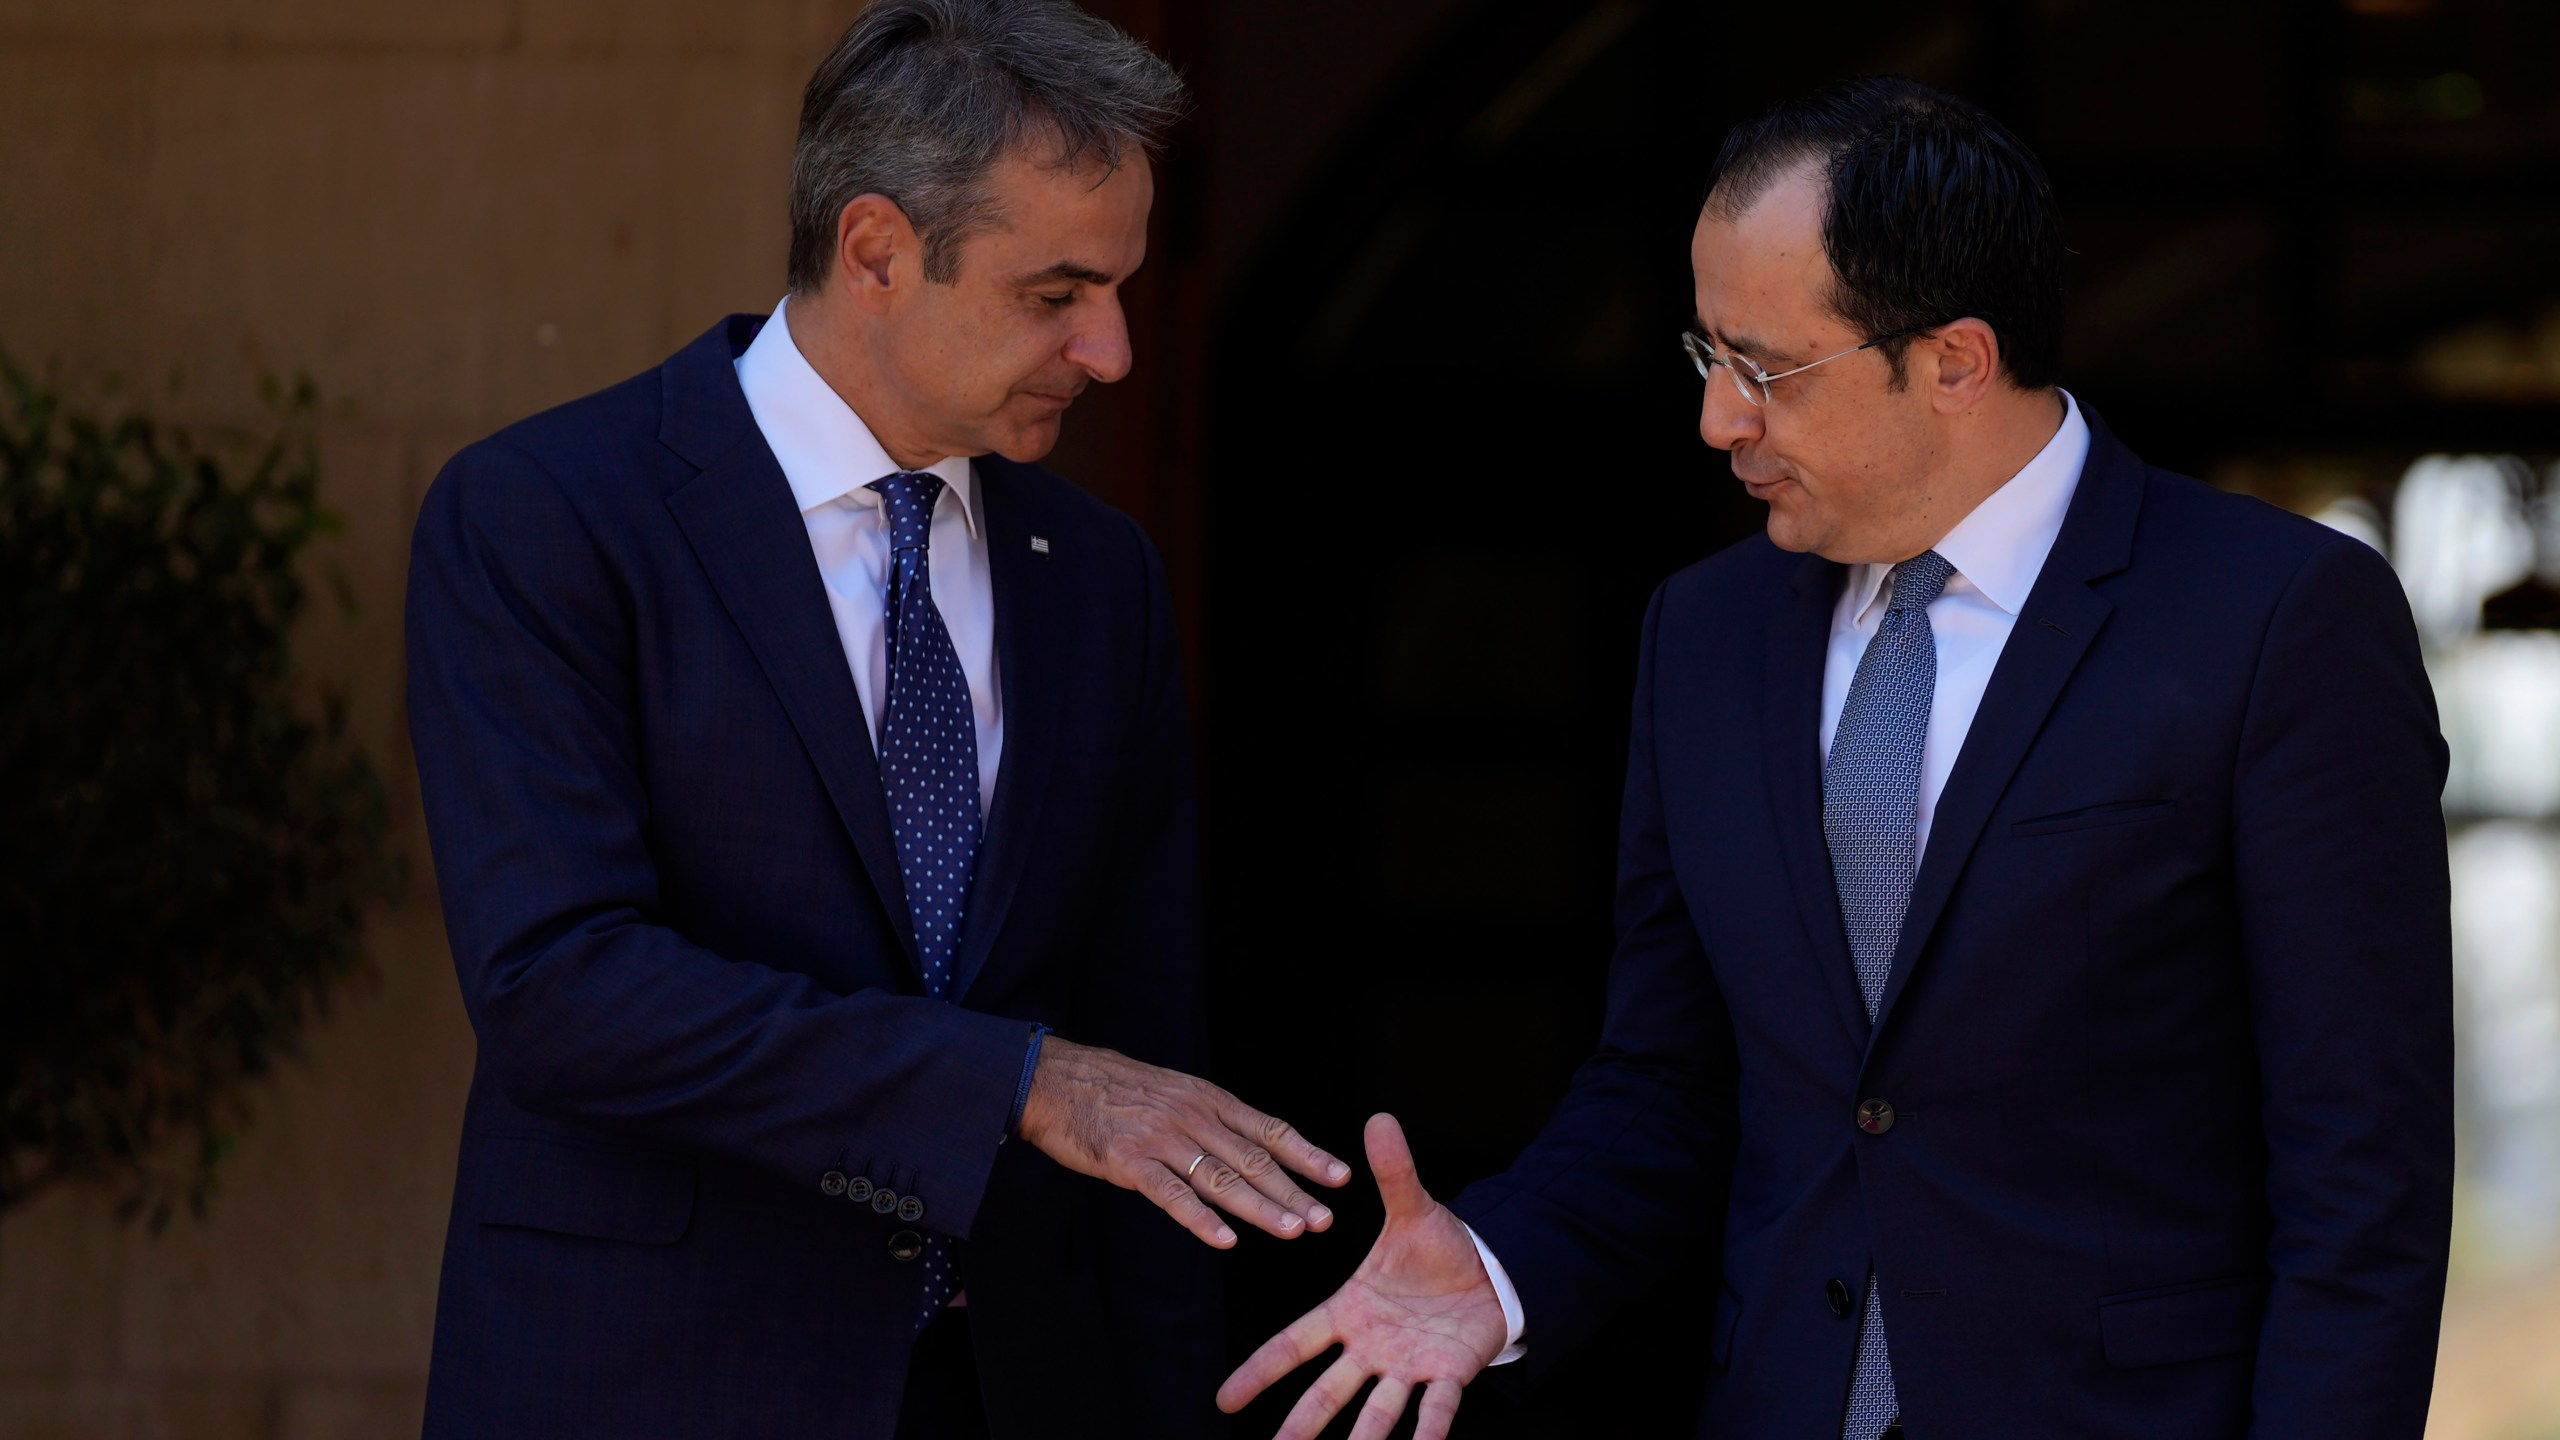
top-left (1183, 1144), bottom-right (1314, 1240)
top-left (1415, 1379), bottom-right (1465, 1440)
top-left (1217, 1306), bottom-right (1338, 1413)
top-left (1365, 1112), bottom-right (1430, 1223)
top-left (1196, 1126), bottom-right (1333, 1234)
top-left (1274, 1355), bottom-right (1369, 1440)
top-left (1136, 1158), bottom-right (1236, 1249)
top-left (1346, 1377), bottom-right (1412, 1440)
top-left (1218, 1096), bottom-right (1352, 1189)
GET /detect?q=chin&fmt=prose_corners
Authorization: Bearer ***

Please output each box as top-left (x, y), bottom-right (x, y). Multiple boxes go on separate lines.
top-left (988, 421), bottom-right (1063, 465)
top-left (1762, 501), bottom-right (1823, 555)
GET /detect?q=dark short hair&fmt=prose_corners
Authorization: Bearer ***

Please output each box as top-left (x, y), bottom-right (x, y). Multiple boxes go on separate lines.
top-left (1704, 77), bottom-right (2065, 390)
top-left (788, 0), bottom-right (1185, 291)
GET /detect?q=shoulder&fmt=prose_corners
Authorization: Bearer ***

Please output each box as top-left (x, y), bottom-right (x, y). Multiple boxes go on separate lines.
top-left (419, 361), bottom-right (680, 540)
top-left (1654, 530), bottom-right (1810, 630)
top-left (2130, 465), bottom-right (2394, 605)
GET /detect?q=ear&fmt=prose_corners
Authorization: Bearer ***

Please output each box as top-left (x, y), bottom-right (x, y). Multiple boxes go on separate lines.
top-left (830, 194), bottom-right (915, 316)
top-left (1921, 317), bottom-right (2002, 415)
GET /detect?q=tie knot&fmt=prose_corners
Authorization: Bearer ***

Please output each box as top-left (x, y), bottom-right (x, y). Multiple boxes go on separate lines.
top-left (867, 471), bottom-right (946, 554)
top-left (1887, 550), bottom-right (1955, 615)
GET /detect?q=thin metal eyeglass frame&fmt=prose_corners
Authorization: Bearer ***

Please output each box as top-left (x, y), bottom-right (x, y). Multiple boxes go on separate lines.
top-left (1681, 325), bottom-right (1933, 406)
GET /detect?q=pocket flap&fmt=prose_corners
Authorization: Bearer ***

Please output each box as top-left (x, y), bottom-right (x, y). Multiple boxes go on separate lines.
top-left (2012, 799), bottom-right (2176, 837)
top-left (476, 1134), bottom-right (696, 1245)
top-left (2098, 1275), bottom-right (2264, 1369)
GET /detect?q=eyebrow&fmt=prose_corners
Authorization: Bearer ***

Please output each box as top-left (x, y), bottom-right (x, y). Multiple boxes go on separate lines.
top-left (1014, 261), bottom-right (1118, 288)
top-left (1692, 315), bottom-right (1792, 366)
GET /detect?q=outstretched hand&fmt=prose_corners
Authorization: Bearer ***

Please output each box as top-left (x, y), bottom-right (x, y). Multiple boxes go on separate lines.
top-left (1217, 1114), bottom-right (1510, 1440)
top-left (1017, 1037), bottom-right (1351, 1249)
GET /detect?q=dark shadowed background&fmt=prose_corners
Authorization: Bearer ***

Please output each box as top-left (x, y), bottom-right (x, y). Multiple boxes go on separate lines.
top-left (5, 1), bottom-right (2558, 1435)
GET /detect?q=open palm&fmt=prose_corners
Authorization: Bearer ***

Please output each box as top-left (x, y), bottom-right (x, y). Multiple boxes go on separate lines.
top-left (1219, 1114), bottom-right (1510, 1440)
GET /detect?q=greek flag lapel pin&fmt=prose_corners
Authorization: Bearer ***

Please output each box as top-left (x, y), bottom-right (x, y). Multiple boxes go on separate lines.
top-left (1030, 535), bottom-right (1051, 554)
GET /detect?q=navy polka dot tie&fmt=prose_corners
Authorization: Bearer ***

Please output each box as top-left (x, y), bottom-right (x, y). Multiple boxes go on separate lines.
top-left (1821, 550), bottom-right (1954, 1440)
top-left (868, 471), bottom-right (982, 1332)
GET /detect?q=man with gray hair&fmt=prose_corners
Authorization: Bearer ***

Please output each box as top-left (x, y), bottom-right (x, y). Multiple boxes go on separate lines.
top-left (406, 4), bottom-right (1344, 1436)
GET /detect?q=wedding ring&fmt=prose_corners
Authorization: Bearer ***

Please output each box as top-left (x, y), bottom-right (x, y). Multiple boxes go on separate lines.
top-left (1185, 1152), bottom-right (1210, 1180)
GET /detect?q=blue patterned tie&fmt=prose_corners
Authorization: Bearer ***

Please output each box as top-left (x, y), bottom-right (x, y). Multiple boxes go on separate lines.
top-left (869, 471), bottom-right (982, 1331)
top-left (1822, 550), bottom-right (1954, 1440)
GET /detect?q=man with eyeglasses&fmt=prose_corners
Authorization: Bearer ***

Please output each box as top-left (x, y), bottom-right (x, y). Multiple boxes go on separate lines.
top-left (1221, 76), bottom-right (2452, 1440)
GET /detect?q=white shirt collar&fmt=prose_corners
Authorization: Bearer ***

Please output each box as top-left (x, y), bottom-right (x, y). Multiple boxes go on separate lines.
top-left (734, 295), bottom-right (979, 535)
top-left (1847, 388), bottom-right (2089, 620)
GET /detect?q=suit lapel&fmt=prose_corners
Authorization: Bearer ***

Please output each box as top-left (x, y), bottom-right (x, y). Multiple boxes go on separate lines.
top-left (1763, 552), bottom-right (1870, 1050)
top-left (949, 457), bottom-right (1059, 1003)
top-left (658, 318), bottom-right (920, 972)
top-left (1867, 411), bottom-right (2147, 1038)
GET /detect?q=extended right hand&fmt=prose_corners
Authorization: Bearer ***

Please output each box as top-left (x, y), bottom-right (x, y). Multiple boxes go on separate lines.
top-left (1016, 1037), bottom-right (1351, 1248)
top-left (1217, 1113), bottom-right (1510, 1440)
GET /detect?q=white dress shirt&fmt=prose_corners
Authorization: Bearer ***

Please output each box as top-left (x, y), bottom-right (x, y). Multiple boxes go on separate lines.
top-left (1470, 391), bottom-right (2090, 1362)
top-left (735, 296), bottom-right (1003, 817)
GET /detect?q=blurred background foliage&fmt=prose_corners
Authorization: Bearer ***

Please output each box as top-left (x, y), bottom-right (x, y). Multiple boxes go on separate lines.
top-left (0, 358), bottom-right (401, 1231)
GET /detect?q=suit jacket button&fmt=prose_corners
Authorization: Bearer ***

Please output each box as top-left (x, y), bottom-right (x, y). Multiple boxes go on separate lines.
top-left (871, 1188), bottom-right (900, 1215)
top-left (820, 1170), bottom-right (848, 1197)
top-left (1826, 1278), bottom-right (1853, 1316)
top-left (846, 1177), bottom-right (875, 1203)
top-left (898, 1195), bottom-right (925, 1223)
top-left (1856, 1098), bottom-right (1896, 1135)
top-left (888, 1230), bottom-right (923, 1262)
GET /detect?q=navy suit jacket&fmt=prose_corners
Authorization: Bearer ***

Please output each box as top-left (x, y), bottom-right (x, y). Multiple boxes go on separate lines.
top-left (408, 315), bottom-right (1221, 1439)
top-left (1454, 411), bottom-right (2453, 1439)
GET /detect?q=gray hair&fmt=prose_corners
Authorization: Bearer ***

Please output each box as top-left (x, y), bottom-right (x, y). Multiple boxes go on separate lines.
top-left (787, 0), bottom-right (1185, 290)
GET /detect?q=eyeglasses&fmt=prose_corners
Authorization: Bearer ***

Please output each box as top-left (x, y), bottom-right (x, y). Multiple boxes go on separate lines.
top-left (1680, 325), bottom-right (1936, 407)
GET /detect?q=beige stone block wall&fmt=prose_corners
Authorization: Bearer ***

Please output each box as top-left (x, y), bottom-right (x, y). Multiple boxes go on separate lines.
top-left (0, 3), bottom-right (855, 1434)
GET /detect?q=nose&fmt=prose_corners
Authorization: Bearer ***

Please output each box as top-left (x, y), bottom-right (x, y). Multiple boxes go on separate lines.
top-left (1698, 371), bottom-right (1761, 452)
top-left (1065, 293), bottom-right (1134, 385)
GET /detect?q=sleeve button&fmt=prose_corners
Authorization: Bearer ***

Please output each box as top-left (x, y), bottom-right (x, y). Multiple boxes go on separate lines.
top-left (871, 1188), bottom-right (900, 1215)
top-left (819, 1170), bottom-right (848, 1197)
top-left (897, 1195), bottom-right (925, 1223)
top-left (846, 1176), bottom-right (875, 1203)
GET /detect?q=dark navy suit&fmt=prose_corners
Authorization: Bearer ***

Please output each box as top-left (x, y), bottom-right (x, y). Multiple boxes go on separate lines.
top-left (407, 315), bottom-right (1220, 1439)
top-left (1454, 411), bottom-right (2452, 1438)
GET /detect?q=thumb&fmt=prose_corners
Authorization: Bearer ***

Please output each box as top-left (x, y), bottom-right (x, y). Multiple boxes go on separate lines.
top-left (1365, 1112), bottom-right (1431, 1222)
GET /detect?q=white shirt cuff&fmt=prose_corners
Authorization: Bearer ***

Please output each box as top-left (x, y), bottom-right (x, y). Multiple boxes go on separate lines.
top-left (1462, 1221), bottom-right (1529, 1365)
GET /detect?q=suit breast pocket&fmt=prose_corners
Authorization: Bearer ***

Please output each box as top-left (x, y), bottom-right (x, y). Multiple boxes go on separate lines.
top-left (475, 1133), bottom-right (696, 1246)
top-left (2011, 799), bottom-right (2177, 838)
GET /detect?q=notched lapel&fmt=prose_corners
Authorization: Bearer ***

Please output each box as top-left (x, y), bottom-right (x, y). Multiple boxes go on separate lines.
top-left (663, 432), bottom-right (921, 972)
top-left (950, 459), bottom-right (1059, 1004)
top-left (1868, 414), bottom-right (2149, 1040)
top-left (1763, 553), bottom-right (1870, 1050)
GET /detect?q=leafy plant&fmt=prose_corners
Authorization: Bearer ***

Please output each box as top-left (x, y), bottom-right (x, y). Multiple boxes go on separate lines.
top-left (0, 355), bottom-right (402, 1229)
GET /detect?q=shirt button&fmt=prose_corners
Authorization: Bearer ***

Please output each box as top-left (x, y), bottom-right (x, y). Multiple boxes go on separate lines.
top-left (820, 1170), bottom-right (848, 1198)
top-left (1827, 1278), bottom-right (1854, 1317)
top-left (1856, 1098), bottom-right (1896, 1135)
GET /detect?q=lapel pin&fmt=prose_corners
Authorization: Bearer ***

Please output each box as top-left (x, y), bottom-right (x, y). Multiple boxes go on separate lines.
top-left (1030, 536), bottom-right (1051, 554)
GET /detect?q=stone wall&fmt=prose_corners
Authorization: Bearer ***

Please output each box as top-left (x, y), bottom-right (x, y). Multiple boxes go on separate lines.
top-left (0, 4), bottom-right (841, 1431)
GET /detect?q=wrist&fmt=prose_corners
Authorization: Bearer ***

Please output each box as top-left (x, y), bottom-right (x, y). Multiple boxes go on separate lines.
top-left (1017, 1034), bottom-right (1084, 1150)
top-left (1005, 1023), bottom-right (1053, 1141)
